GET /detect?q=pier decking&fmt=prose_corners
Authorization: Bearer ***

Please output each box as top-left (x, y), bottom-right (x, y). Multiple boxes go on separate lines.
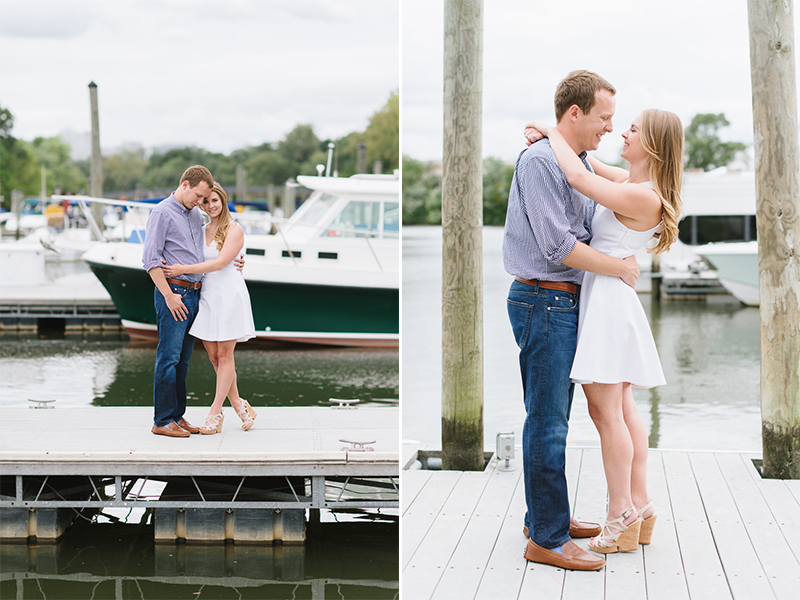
top-left (0, 272), bottom-right (119, 331)
top-left (0, 407), bottom-right (398, 542)
top-left (403, 445), bottom-right (800, 600)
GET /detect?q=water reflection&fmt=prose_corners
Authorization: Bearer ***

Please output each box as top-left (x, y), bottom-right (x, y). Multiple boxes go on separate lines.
top-left (0, 338), bottom-right (399, 408)
top-left (0, 519), bottom-right (398, 599)
top-left (403, 225), bottom-right (762, 452)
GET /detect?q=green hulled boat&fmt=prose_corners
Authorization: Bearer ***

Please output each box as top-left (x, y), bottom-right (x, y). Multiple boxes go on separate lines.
top-left (81, 174), bottom-right (399, 347)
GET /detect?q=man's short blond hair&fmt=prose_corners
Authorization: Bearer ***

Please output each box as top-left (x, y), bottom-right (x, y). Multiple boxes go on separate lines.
top-left (554, 70), bottom-right (616, 122)
top-left (179, 165), bottom-right (214, 189)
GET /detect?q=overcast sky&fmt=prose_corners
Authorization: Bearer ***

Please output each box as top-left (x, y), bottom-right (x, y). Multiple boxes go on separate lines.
top-left (403, 0), bottom-right (797, 164)
top-left (0, 0), bottom-right (398, 156)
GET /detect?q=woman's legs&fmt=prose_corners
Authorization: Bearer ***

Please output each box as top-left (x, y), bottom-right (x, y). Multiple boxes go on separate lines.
top-left (202, 339), bottom-right (243, 414)
top-left (621, 383), bottom-right (653, 518)
top-left (584, 382), bottom-right (637, 523)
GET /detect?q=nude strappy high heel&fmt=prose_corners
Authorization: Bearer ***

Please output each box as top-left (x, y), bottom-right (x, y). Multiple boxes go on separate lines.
top-left (588, 507), bottom-right (642, 554)
top-left (200, 411), bottom-right (224, 434)
top-left (636, 501), bottom-right (658, 545)
top-left (237, 399), bottom-right (257, 431)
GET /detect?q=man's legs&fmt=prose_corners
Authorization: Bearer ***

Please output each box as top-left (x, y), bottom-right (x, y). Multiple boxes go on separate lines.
top-left (508, 280), bottom-right (578, 549)
top-left (153, 286), bottom-right (199, 427)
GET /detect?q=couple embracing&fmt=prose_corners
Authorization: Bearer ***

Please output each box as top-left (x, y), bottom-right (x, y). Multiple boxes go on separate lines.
top-left (143, 165), bottom-right (258, 438)
top-left (504, 70), bottom-right (684, 570)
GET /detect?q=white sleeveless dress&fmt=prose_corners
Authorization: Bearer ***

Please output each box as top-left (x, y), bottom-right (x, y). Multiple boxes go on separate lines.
top-left (570, 187), bottom-right (666, 388)
top-left (189, 225), bottom-right (256, 343)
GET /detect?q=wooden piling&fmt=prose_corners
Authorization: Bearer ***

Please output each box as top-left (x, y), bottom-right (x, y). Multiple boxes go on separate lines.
top-left (441, 0), bottom-right (484, 471)
top-left (88, 81), bottom-right (104, 237)
top-left (283, 179), bottom-right (297, 218)
top-left (747, 0), bottom-right (800, 478)
top-left (236, 164), bottom-right (247, 203)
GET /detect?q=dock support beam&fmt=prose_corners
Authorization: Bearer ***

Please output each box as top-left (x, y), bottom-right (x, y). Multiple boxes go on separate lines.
top-left (153, 507), bottom-right (306, 544)
top-left (747, 0), bottom-right (800, 478)
top-left (440, 0), bottom-right (485, 472)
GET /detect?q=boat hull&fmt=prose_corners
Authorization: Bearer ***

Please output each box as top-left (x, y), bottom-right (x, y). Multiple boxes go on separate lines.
top-left (86, 261), bottom-right (399, 348)
top-left (696, 241), bottom-right (759, 306)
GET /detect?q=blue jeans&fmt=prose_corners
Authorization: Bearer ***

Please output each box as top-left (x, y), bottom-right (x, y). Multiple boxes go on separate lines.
top-left (507, 279), bottom-right (579, 549)
top-left (153, 284), bottom-right (199, 427)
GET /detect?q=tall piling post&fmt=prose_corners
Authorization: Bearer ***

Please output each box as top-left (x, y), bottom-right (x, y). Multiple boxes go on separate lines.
top-left (747, 0), bottom-right (800, 479)
top-left (357, 142), bottom-right (367, 174)
top-left (441, 0), bottom-right (484, 471)
top-left (88, 81), bottom-right (104, 238)
top-left (236, 164), bottom-right (247, 203)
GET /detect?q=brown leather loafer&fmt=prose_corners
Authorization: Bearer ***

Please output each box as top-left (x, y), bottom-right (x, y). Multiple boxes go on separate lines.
top-left (177, 418), bottom-right (200, 434)
top-left (152, 422), bottom-right (190, 438)
top-left (568, 518), bottom-right (602, 538)
top-left (523, 518), bottom-right (602, 540)
top-left (524, 539), bottom-right (605, 571)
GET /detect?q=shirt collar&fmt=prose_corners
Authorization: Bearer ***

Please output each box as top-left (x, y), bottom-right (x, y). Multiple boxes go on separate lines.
top-left (168, 193), bottom-right (191, 213)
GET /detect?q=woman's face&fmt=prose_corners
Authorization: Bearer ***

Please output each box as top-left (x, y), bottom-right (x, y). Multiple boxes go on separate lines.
top-left (201, 191), bottom-right (223, 218)
top-left (620, 113), bottom-right (646, 163)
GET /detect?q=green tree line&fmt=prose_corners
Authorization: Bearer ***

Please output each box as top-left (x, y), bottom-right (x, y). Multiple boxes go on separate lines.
top-left (0, 93), bottom-right (398, 209)
top-left (403, 112), bottom-right (747, 226)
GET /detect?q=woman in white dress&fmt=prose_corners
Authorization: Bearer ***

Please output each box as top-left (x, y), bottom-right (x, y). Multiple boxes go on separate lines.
top-left (163, 182), bottom-right (257, 434)
top-left (525, 110), bottom-right (683, 554)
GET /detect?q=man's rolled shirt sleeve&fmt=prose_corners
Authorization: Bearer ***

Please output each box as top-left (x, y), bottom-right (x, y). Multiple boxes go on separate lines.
top-left (521, 156), bottom-right (579, 265)
top-left (142, 210), bottom-right (167, 272)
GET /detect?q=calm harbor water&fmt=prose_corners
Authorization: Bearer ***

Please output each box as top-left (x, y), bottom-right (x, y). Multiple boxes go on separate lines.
top-left (403, 225), bottom-right (761, 452)
top-left (0, 293), bottom-right (399, 598)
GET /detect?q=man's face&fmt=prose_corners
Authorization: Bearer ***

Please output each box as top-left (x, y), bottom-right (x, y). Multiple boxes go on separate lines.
top-left (576, 89), bottom-right (615, 152)
top-left (180, 181), bottom-right (211, 209)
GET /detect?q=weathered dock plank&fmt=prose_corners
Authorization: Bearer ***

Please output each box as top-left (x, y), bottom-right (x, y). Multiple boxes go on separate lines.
top-left (0, 406), bottom-right (398, 477)
top-left (474, 468), bottom-right (529, 600)
top-left (433, 461), bottom-right (518, 599)
top-left (716, 452), bottom-right (800, 600)
top-left (402, 448), bottom-right (799, 600)
top-left (403, 470), bottom-right (461, 569)
top-left (404, 470), bottom-right (493, 599)
top-left (690, 452), bottom-right (774, 599)
top-left (561, 448), bottom-right (607, 600)
top-left (662, 451), bottom-right (732, 599)
top-left (642, 452), bottom-right (690, 600)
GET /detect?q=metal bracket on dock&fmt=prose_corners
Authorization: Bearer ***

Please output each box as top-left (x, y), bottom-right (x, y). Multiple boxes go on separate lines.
top-left (340, 439), bottom-right (375, 452)
top-left (329, 398), bottom-right (360, 409)
top-left (28, 399), bottom-right (56, 409)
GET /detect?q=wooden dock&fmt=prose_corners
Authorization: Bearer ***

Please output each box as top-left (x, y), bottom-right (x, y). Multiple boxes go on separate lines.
top-left (0, 407), bottom-right (398, 542)
top-left (0, 271), bottom-right (119, 331)
top-left (403, 445), bottom-right (800, 600)
top-left (0, 406), bottom-right (398, 478)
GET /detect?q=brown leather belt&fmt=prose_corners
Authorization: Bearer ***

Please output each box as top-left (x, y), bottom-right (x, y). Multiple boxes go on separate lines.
top-left (515, 277), bottom-right (579, 295)
top-left (167, 278), bottom-right (201, 290)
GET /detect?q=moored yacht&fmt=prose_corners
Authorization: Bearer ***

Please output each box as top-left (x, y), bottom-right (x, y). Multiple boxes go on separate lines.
top-left (78, 173), bottom-right (399, 347)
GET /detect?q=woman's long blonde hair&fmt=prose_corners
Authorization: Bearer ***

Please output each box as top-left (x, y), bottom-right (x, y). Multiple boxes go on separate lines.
top-left (640, 109), bottom-right (684, 254)
top-left (209, 181), bottom-right (235, 251)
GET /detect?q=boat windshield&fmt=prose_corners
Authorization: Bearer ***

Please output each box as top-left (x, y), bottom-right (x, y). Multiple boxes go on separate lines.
top-left (678, 214), bottom-right (757, 245)
top-left (323, 200), bottom-right (400, 238)
top-left (289, 192), bottom-right (339, 231)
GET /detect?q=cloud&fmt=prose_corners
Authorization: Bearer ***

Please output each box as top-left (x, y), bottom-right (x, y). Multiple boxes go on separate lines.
top-left (0, 0), bottom-right (93, 39)
top-left (0, 0), bottom-right (399, 154)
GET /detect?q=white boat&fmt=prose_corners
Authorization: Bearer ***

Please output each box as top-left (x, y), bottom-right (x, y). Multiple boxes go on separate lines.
top-left (635, 168), bottom-right (757, 297)
top-left (72, 173), bottom-right (400, 347)
top-left (696, 241), bottom-right (759, 306)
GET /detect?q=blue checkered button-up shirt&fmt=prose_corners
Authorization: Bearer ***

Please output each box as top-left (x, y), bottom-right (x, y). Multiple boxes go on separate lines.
top-left (502, 139), bottom-right (596, 285)
top-left (142, 194), bottom-right (205, 284)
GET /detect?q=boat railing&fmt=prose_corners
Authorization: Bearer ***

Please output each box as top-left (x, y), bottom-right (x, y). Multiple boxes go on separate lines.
top-left (53, 195), bottom-right (153, 244)
top-left (54, 195), bottom-right (398, 272)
